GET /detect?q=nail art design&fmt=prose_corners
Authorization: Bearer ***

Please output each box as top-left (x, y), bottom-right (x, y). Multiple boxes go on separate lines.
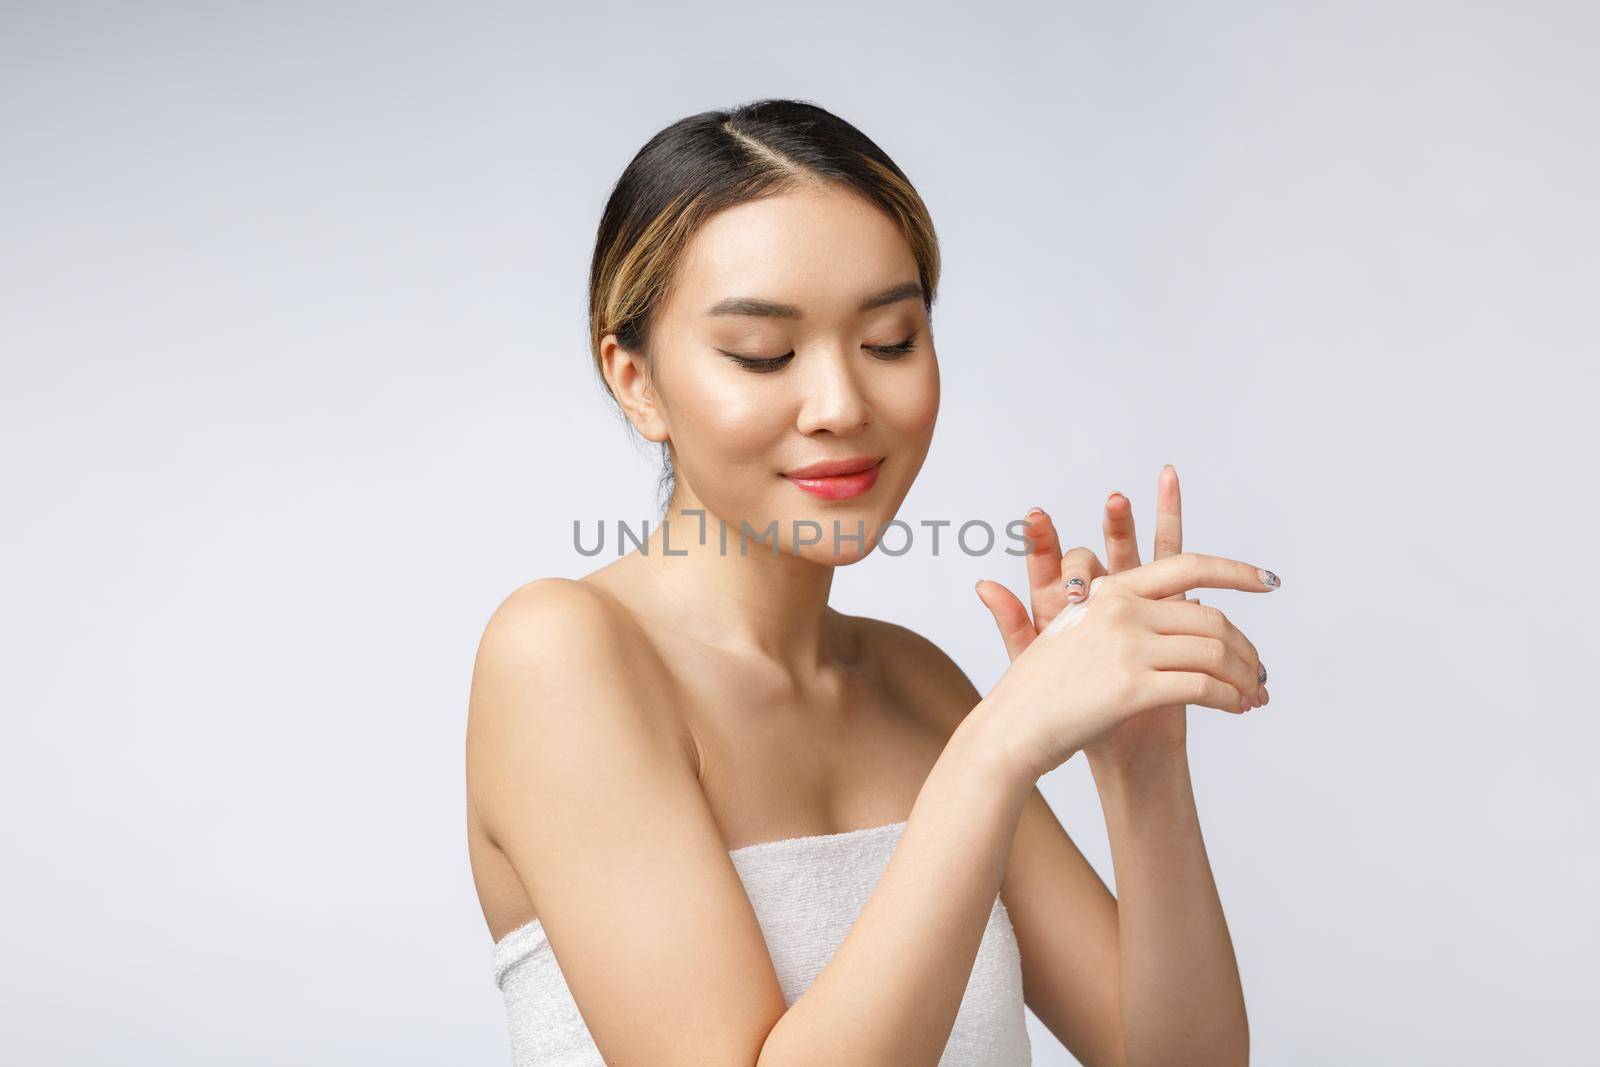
top-left (1257, 665), bottom-right (1268, 685)
top-left (1257, 568), bottom-right (1280, 589)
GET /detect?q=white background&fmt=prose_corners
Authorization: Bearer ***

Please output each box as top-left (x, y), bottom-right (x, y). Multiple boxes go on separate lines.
top-left (4, 2), bottom-right (1595, 1062)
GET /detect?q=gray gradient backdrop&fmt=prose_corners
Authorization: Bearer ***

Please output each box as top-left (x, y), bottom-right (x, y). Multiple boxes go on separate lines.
top-left (4, 2), bottom-right (1595, 1063)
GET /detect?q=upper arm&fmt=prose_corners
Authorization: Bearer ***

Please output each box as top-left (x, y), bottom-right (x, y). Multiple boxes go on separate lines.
top-left (466, 579), bottom-right (786, 1066)
top-left (874, 617), bottom-right (1128, 1066)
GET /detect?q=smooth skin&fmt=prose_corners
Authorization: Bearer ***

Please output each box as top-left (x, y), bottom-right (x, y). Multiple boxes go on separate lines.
top-left (465, 181), bottom-right (1272, 1066)
top-left (976, 470), bottom-right (1264, 1065)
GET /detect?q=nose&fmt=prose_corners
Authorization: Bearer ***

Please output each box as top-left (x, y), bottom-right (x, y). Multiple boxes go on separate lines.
top-left (794, 345), bottom-right (871, 437)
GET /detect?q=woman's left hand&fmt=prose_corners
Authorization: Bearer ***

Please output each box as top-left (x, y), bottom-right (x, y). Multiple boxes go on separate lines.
top-left (976, 465), bottom-right (1264, 769)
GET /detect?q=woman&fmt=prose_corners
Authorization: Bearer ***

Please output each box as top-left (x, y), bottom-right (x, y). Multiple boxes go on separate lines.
top-left (466, 98), bottom-right (1277, 1066)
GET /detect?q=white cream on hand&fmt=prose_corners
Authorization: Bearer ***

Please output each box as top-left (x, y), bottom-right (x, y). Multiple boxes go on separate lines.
top-left (1038, 599), bottom-right (1090, 641)
top-left (1038, 575), bottom-right (1106, 641)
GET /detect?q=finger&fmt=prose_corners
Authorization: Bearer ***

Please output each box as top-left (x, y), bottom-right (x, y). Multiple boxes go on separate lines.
top-left (1098, 552), bottom-right (1282, 602)
top-left (1021, 508), bottom-right (1065, 627)
top-left (1150, 467), bottom-right (1185, 603)
top-left (975, 579), bottom-right (1037, 661)
top-left (1183, 596), bottom-right (1263, 693)
top-left (1146, 633), bottom-right (1264, 709)
top-left (1153, 465), bottom-right (1182, 561)
top-left (1102, 491), bottom-right (1141, 572)
top-left (1059, 545), bottom-right (1106, 606)
top-left (1137, 597), bottom-right (1264, 689)
top-left (1147, 670), bottom-right (1255, 715)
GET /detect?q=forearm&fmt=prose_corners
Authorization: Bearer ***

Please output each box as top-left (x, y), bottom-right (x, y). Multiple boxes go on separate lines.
top-left (1091, 747), bottom-right (1249, 1067)
top-left (756, 699), bottom-right (1034, 1067)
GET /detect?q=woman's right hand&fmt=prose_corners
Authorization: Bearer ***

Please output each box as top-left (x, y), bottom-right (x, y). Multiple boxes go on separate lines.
top-left (980, 551), bottom-right (1279, 783)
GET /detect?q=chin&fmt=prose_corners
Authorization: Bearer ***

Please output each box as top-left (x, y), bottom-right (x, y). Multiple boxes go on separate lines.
top-left (702, 476), bottom-right (907, 563)
top-left (799, 537), bottom-right (875, 567)
top-left (784, 499), bottom-right (900, 565)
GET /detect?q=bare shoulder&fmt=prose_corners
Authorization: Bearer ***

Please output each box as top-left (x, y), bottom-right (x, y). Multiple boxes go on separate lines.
top-left (466, 577), bottom-right (695, 830)
top-left (463, 576), bottom-right (788, 1060)
top-left (470, 575), bottom-right (673, 700)
top-left (476, 575), bottom-right (645, 661)
top-left (841, 610), bottom-right (984, 742)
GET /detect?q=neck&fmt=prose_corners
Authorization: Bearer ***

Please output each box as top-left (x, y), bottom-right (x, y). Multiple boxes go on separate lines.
top-left (627, 489), bottom-right (839, 672)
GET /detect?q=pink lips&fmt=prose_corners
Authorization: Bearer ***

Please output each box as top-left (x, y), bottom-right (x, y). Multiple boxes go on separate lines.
top-left (781, 456), bottom-right (882, 500)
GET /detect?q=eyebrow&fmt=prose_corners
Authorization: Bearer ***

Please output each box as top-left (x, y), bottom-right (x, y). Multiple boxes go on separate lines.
top-left (705, 280), bottom-right (924, 319)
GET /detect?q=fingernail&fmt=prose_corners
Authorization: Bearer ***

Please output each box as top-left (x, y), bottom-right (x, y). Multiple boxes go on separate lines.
top-left (1239, 694), bottom-right (1251, 713)
top-left (1162, 463), bottom-right (1174, 474)
top-left (1257, 664), bottom-right (1268, 686)
top-left (1026, 506), bottom-right (1043, 518)
top-left (1257, 568), bottom-right (1280, 589)
top-left (1065, 591), bottom-right (1085, 604)
top-left (1260, 684), bottom-right (1270, 705)
top-left (1256, 683), bottom-right (1268, 706)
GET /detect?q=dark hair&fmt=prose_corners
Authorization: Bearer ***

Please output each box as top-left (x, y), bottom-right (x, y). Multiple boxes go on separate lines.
top-left (588, 98), bottom-right (941, 515)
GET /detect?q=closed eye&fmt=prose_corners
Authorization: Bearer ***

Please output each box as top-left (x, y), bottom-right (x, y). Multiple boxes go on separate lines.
top-left (719, 334), bottom-right (919, 373)
top-left (720, 350), bottom-right (795, 373)
top-left (866, 335), bottom-right (918, 360)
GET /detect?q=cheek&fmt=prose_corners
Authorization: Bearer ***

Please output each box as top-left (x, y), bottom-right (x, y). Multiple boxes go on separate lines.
top-left (671, 375), bottom-right (787, 461)
top-left (877, 363), bottom-right (939, 438)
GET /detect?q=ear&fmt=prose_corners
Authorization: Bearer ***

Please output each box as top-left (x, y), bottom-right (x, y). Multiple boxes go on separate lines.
top-left (599, 334), bottom-right (669, 444)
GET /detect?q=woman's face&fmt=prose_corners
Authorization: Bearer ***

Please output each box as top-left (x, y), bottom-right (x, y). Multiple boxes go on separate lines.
top-left (634, 183), bottom-right (940, 564)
